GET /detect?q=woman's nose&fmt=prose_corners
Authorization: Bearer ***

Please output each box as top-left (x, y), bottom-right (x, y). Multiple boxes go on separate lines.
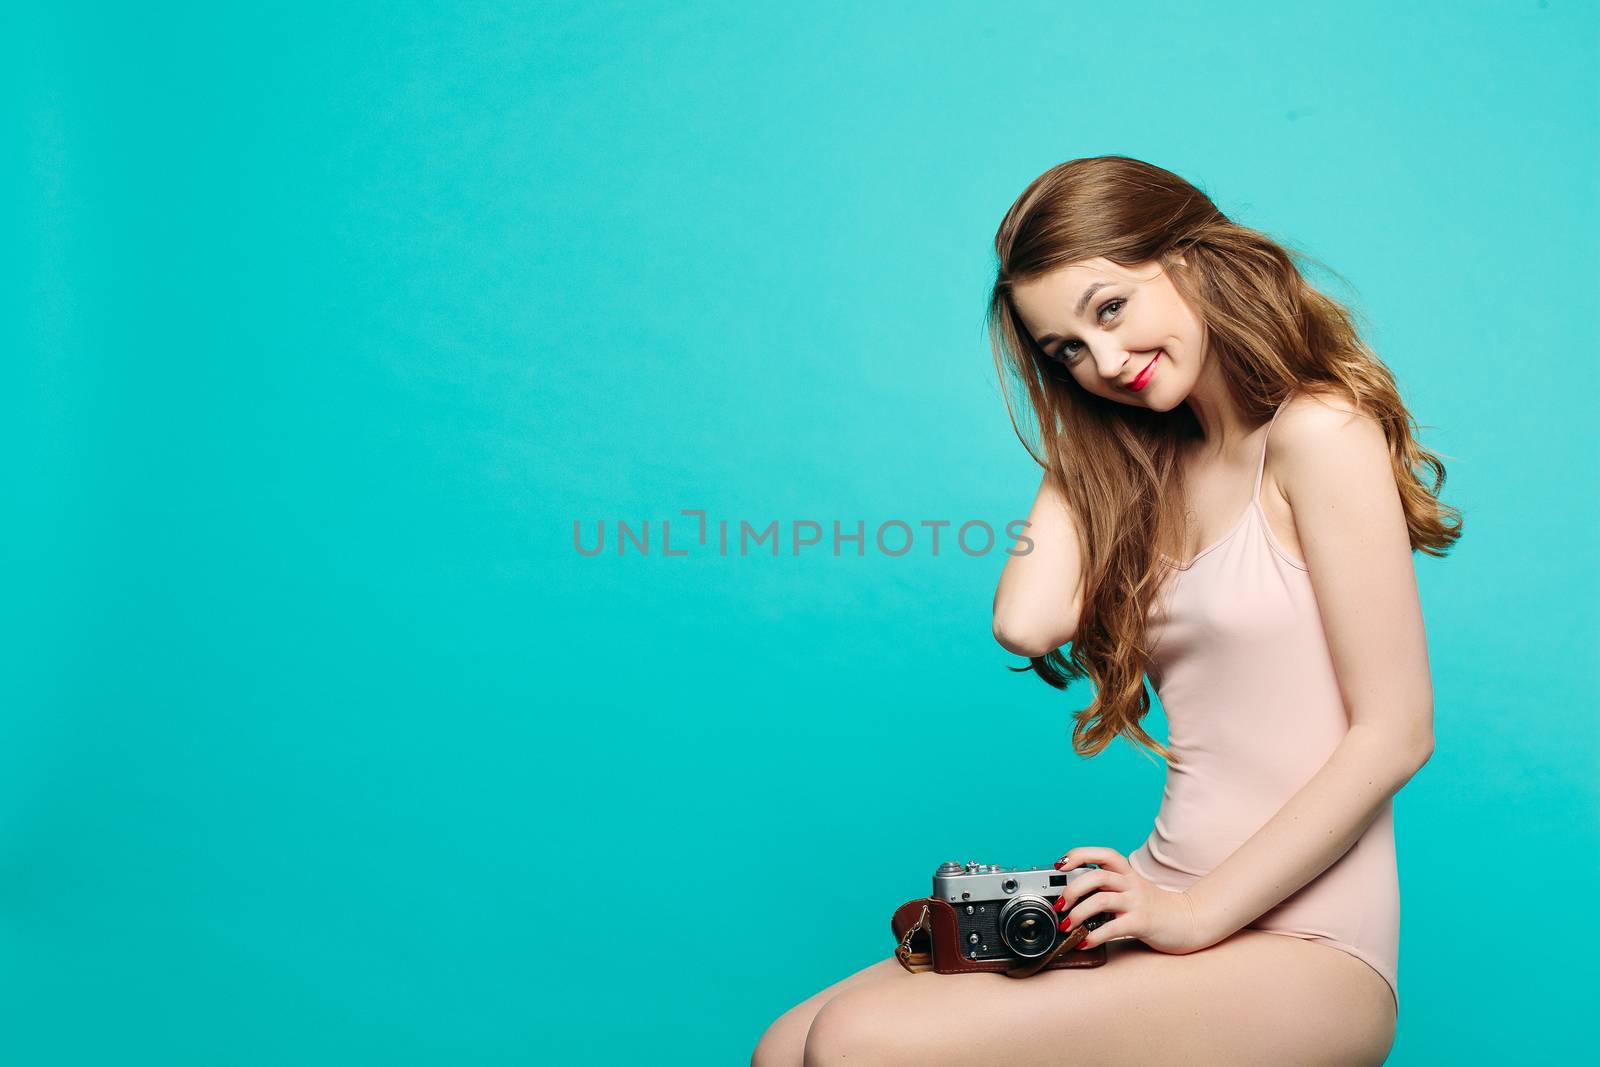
top-left (1090, 345), bottom-right (1135, 381)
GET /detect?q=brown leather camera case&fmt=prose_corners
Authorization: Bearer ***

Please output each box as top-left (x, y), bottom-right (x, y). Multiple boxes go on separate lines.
top-left (891, 896), bottom-right (1109, 977)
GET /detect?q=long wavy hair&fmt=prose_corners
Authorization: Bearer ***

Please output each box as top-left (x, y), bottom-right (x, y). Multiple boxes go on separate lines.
top-left (987, 155), bottom-right (1462, 765)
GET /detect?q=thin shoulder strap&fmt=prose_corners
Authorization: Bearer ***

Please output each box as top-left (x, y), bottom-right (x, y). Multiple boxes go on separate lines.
top-left (1251, 398), bottom-right (1289, 503)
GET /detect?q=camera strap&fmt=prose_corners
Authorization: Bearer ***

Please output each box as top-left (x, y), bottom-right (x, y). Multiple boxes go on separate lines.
top-left (894, 903), bottom-right (934, 973)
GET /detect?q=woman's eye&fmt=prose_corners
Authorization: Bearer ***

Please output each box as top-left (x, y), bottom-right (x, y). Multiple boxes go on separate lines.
top-left (1056, 299), bottom-right (1125, 363)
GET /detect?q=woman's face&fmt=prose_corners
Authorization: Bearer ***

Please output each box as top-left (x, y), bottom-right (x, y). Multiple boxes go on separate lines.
top-left (1011, 257), bottom-right (1206, 411)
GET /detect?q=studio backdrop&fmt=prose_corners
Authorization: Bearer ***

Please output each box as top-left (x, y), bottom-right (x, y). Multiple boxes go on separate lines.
top-left (5, 2), bottom-right (1596, 1064)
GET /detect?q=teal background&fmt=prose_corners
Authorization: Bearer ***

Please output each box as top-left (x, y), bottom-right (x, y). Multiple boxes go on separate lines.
top-left (6, 1), bottom-right (1595, 1063)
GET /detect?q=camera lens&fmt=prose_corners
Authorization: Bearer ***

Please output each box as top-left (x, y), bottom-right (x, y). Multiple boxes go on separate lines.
top-left (997, 897), bottom-right (1057, 959)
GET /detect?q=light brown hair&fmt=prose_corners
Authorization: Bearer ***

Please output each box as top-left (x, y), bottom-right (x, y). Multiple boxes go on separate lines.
top-left (987, 155), bottom-right (1462, 765)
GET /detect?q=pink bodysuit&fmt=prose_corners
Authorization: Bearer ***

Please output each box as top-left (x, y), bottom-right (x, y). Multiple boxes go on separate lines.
top-left (1127, 398), bottom-right (1401, 1013)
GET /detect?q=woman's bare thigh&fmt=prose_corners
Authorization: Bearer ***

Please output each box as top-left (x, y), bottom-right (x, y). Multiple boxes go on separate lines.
top-left (800, 931), bottom-right (1397, 1067)
top-left (750, 956), bottom-right (917, 1067)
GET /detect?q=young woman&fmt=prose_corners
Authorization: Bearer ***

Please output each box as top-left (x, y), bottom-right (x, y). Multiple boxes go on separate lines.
top-left (752, 156), bottom-right (1459, 1066)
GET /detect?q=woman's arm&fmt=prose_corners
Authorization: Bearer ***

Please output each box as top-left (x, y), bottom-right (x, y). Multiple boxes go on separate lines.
top-left (992, 470), bottom-right (1086, 657)
top-left (1185, 395), bottom-right (1436, 944)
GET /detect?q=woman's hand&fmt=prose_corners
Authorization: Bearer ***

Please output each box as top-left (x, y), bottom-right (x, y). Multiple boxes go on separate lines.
top-left (1052, 846), bottom-right (1212, 955)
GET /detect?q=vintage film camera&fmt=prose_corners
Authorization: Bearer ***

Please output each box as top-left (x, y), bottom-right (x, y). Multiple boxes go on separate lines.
top-left (932, 859), bottom-right (1112, 964)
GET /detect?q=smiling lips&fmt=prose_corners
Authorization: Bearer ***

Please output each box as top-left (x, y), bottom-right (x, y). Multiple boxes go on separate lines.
top-left (1123, 352), bottom-right (1161, 392)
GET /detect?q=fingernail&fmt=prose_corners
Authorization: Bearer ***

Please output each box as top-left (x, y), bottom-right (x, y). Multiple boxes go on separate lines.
top-left (1058, 917), bottom-right (1071, 933)
top-left (1051, 896), bottom-right (1066, 912)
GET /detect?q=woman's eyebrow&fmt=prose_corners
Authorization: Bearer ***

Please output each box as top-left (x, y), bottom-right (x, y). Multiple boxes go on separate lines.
top-left (1035, 281), bottom-right (1114, 347)
top-left (1074, 280), bottom-right (1113, 316)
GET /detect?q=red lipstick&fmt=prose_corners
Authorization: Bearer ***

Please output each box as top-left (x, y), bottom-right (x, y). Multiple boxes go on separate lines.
top-left (1125, 351), bottom-right (1161, 392)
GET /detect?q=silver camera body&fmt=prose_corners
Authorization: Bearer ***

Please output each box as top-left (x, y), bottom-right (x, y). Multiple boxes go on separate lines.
top-left (932, 859), bottom-right (1109, 963)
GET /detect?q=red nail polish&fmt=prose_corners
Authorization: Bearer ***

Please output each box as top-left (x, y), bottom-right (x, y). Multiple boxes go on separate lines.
top-left (1058, 917), bottom-right (1071, 932)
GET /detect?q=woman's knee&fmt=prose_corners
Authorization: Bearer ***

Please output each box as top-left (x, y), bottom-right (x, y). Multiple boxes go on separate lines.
top-left (752, 957), bottom-right (909, 1067)
top-left (750, 1015), bottom-right (801, 1067)
top-left (752, 998), bottom-right (826, 1067)
top-left (801, 978), bottom-right (988, 1067)
top-left (801, 990), bottom-right (896, 1067)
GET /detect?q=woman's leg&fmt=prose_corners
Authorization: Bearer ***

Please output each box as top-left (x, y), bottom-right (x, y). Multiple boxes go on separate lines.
top-left (801, 931), bottom-right (1397, 1067)
top-left (751, 956), bottom-right (917, 1067)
